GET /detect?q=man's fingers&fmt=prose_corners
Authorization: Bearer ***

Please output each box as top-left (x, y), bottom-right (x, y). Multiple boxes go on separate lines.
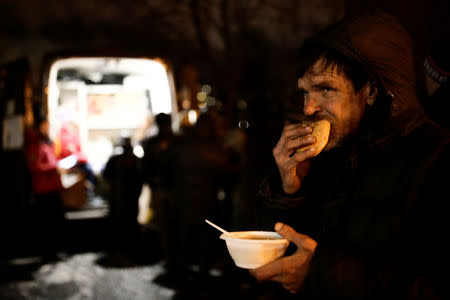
top-left (283, 123), bottom-right (313, 137)
top-left (275, 223), bottom-right (317, 252)
top-left (275, 222), bottom-right (301, 246)
top-left (286, 135), bottom-right (316, 152)
top-left (274, 124), bottom-right (314, 161)
top-left (249, 259), bottom-right (284, 282)
top-left (291, 146), bottom-right (317, 163)
top-left (278, 124), bottom-right (313, 146)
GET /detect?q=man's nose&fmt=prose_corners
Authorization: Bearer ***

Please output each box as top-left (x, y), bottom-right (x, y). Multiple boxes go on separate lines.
top-left (303, 94), bottom-right (322, 116)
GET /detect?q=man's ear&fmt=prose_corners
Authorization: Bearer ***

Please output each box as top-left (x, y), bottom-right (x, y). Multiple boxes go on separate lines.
top-left (364, 82), bottom-right (378, 106)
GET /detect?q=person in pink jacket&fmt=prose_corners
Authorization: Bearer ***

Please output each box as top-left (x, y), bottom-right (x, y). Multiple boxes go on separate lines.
top-left (25, 117), bottom-right (65, 260)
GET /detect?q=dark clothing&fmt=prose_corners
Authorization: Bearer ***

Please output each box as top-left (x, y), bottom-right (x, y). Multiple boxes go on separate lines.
top-left (163, 130), bottom-right (232, 277)
top-left (258, 10), bottom-right (450, 299)
top-left (141, 133), bottom-right (173, 229)
top-left (103, 147), bottom-right (143, 245)
top-left (258, 121), bottom-right (450, 299)
top-left (424, 81), bottom-right (450, 129)
top-left (141, 132), bottom-right (174, 267)
top-left (34, 191), bottom-right (65, 257)
top-left (164, 135), bottom-right (229, 226)
top-left (141, 134), bottom-right (172, 188)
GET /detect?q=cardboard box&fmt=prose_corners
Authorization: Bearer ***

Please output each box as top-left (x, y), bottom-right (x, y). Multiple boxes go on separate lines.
top-left (61, 172), bottom-right (87, 210)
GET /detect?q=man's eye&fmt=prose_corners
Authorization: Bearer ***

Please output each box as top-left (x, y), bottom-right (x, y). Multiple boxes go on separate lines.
top-left (321, 87), bottom-right (335, 95)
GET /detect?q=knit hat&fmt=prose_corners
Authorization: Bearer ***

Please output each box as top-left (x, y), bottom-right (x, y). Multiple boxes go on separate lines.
top-left (424, 42), bottom-right (450, 84)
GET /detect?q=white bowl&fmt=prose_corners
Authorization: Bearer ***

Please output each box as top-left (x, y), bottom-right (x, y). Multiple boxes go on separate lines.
top-left (220, 231), bottom-right (289, 269)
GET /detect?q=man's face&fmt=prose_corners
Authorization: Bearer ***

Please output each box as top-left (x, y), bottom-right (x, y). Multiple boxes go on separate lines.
top-left (297, 58), bottom-right (369, 150)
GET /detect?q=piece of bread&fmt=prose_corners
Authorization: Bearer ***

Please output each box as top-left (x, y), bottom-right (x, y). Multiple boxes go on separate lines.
top-left (296, 119), bottom-right (331, 157)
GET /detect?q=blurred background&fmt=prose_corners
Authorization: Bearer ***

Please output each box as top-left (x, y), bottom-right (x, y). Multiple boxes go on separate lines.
top-left (1, 0), bottom-right (449, 299)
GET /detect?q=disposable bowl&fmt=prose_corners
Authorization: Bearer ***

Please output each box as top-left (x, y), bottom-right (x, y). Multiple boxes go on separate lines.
top-left (220, 231), bottom-right (289, 269)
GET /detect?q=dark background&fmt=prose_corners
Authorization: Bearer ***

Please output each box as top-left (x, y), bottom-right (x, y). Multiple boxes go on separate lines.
top-left (1, 0), bottom-right (449, 134)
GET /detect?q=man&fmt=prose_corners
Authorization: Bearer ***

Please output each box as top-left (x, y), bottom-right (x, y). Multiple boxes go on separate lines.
top-left (141, 113), bottom-right (174, 231)
top-left (103, 136), bottom-right (143, 251)
top-left (161, 112), bottom-right (232, 282)
top-left (251, 10), bottom-right (450, 299)
top-left (140, 113), bottom-right (174, 272)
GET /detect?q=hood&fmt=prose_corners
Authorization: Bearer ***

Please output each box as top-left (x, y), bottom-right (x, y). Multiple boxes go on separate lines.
top-left (310, 9), bottom-right (426, 142)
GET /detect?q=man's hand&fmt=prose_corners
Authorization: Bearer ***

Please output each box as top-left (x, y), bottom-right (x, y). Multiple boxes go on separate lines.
top-left (273, 123), bottom-right (316, 194)
top-left (249, 223), bottom-right (317, 294)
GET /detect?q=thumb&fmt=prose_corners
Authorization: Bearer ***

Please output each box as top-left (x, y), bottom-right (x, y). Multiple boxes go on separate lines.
top-left (275, 222), bottom-right (317, 252)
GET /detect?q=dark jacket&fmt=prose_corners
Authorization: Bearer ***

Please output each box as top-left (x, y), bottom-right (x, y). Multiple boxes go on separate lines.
top-left (163, 129), bottom-right (230, 226)
top-left (258, 10), bottom-right (450, 299)
top-left (103, 146), bottom-right (143, 220)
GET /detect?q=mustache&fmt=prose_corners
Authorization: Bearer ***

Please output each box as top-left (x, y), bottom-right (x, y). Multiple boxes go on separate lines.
top-left (284, 112), bottom-right (323, 125)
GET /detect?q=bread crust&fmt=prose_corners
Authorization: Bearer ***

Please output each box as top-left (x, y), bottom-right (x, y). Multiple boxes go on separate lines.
top-left (296, 119), bottom-right (331, 157)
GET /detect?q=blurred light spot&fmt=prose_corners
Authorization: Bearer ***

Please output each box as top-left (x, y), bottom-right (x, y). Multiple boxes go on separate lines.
top-left (8, 256), bottom-right (43, 266)
top-left (182, 99), bottom-right (191, 109)
top-left (197, 92), bottom-right (207, 102)
top-left (133, 145), bottom-right (144, 158)
top-left (201, 84), bottom-right (212, 94)
top-left (217, 188), bottom-right (226, 201)
top-left (207, 96), bottom-right (216, 106)
top-left (25, 85), bottom-right (32, 98)
top-left (238, 120), bottom-right (250, 129)
top-left (188, 110), bottom-right (198, 124)
top-left (88, 72), bottom-right (102, 83)
top-left (198, 101), bottom-right (207, 109)
top-left (209, 268), bottom-right (224, 277)
top-left (190, 265), bottom-right (200, 272)
top-left (45, 86), bottom-right (49, 94)
top-left (159, 289), bottom-right (176, 298)
top-left (237, 100), bottom-right (247, 110)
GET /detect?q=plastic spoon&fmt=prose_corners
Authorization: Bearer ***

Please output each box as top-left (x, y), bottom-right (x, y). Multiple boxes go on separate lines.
top-left (205, 219), bottom-right (230, 235)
